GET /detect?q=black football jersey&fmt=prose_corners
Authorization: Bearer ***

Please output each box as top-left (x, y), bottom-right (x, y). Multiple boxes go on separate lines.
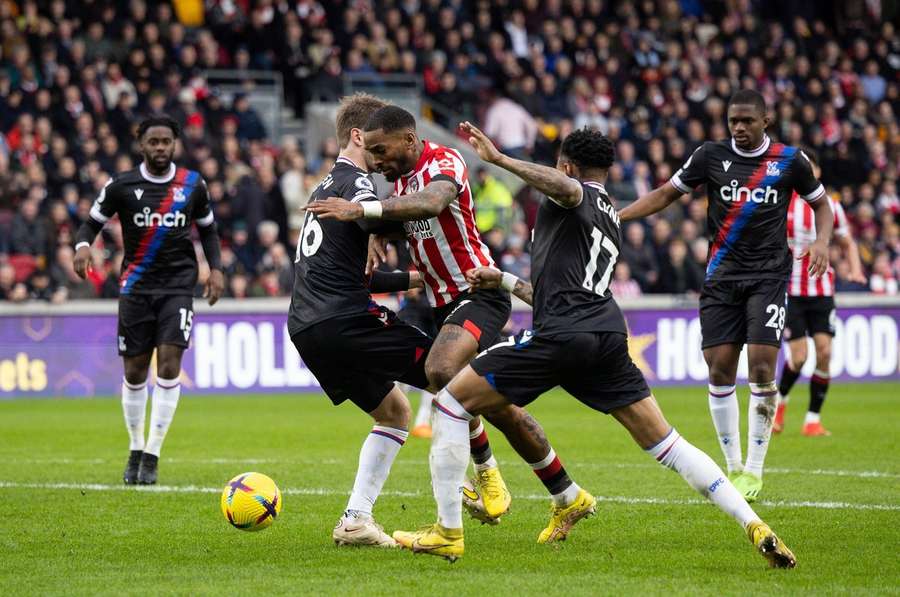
top-left (288, 157), bottom-right (383, 334)
top-left (530, 181), bottom-right (627, 337)
top-left (89, 163), bottom-right (213, 295)
top-left (670, 136), bottom-right (825, 282)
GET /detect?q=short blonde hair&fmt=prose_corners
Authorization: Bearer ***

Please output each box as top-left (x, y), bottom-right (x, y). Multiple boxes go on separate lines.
top-left (335, 93), bottom-right (389, 147)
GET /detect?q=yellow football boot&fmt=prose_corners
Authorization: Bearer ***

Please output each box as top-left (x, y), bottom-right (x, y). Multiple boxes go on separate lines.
top-left (392, 524), bottom-right (464, 562)
top-left (537, 488), bottom-right (597, 543)
top-left (472, 466), bottom-right (511, 520)
top-left (747, 521), bottom-right (797, 568)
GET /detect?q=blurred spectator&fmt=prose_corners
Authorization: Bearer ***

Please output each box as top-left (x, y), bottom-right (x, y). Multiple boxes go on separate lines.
top-left (610, 262), bottom-right (642, 300)
top-left (474, 168), bottom-right (514, 233)
top-left (621, 222), bottom-right (658, 291)
top-left (655, 238), bottom-right (704, 294)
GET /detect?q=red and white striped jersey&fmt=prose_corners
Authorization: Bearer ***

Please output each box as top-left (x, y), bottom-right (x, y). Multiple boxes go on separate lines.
top-left (787, 192), bottom-right (850, 297)
top-left (395, 141), bottom-right (495, 307)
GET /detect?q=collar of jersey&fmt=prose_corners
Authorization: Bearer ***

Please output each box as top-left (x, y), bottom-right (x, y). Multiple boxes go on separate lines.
top-left (404, 140), bottom-right (437, 179)
top-left (140, 162), bottom-right (177, 183)
top-left (730, 135), bottom-right (770, 158)
top-left (583, 180), bottom-right (606, 192)
top-left (336, 155), bottom-right (364, 170)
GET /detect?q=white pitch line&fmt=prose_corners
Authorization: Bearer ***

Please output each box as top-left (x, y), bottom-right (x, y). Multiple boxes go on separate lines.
top-left (0, 481), bottom-right (896, 512)
top-left (7, 457), bottom-right (900, 480)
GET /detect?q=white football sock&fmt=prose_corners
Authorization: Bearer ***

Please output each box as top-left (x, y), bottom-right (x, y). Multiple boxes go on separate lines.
top-left (144, 377), bottom-right (181, 457)
top-left (707, 384), bottom-right (742, 473)
top-left (745, 381), bottom-right (778, 478)
top-left (122, 378), bottom-right (148, 451)
top-left (346, 425), bottom-right (408, 515)
top-left (430, 389), bottom-right (472, 530)
top-left (648, 428), bottom-right (758, 529)
top-left (804, 411), bottom-right (820, 424)
top-left (414, 390), bottom-right (434, 427)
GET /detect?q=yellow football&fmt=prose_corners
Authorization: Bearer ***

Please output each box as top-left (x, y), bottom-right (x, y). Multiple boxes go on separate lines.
top-left (220, 472), bottom-right (283, 532)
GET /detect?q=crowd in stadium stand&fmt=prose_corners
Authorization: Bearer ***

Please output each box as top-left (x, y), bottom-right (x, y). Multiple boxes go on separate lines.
top-left (0, 0), bottom-right (898, 303)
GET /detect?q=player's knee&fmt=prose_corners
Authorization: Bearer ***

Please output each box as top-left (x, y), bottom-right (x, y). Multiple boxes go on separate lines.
top-left (123, 367), bottom-right (148, 386)
top-left (749, 361), bottom-right (775, 382)
top-left (373, 392), bottom-right (411, 428)
top-left (707, 366), bottom-right (735, 386)
top-left (156, 360), bottom-right (181, 381)
top-left (424, 360), bottom-right (457, 390)
top-left (815, 349), bottom-right (831, 373)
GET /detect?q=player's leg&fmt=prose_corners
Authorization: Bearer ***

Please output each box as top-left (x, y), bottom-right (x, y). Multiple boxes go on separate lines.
top-left (411, 387), bottom-right (434, 438)
top-left (138, 295), bottom-right (194, 484)
top-left (138, 343), bottom-right (185, 485)
top-left (699, 281), bottom-right (747, 477)
top-left (121, 351), bottom-right (152, 484)
top-left (803, 332), bottom-right (833, 436)
top-left (117, 294), bottom-right (156, 484)
top-left (776, 297), bottom-right (809, 432)
top-left (703, 343), bottom-right (743, 475)
top-left (775, 337), bottom-right (807, 433)
top-left (425, 322), bottom-right (511, 518)
top-left (333, 384), bottom-right (411, 548)
top-left (394, 366), bottom-right (511, 560)
top-left (737, 280), bottom-right (788, 500)
top-left (610, 396), bottom-right (796, 568)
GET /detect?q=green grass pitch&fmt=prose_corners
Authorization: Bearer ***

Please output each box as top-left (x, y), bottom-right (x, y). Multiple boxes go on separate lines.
top-left (1, 383), bottom-right (898, 595)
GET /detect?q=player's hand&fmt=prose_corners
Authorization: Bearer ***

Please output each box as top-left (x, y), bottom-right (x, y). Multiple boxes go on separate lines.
top-left (465, 267), bottom-right (502, 290)
top-left (205, 269), bottom-right (225, 306)
top-left (366, 235), bottom-right (389, 275)
top-left (73, 246), bottom-right (92, 279)
top-left (847, 269), bottom-right (868, 285)
top-left (802, 240), bottom-right (830, 278)
top-left (409, 270), bottom-right (425, 290)
top-left (460, 121), bottom-right (502, 164)
top-left (305, 197), bottom-right (364, 221)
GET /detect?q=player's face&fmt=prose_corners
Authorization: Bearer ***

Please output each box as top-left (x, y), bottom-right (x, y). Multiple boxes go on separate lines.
top-left (140, 126), bottom-right (176, 173)
top-left (364, 128), bottom-right (415, 182)
top-left (727, 104), bottom-right (768, 150)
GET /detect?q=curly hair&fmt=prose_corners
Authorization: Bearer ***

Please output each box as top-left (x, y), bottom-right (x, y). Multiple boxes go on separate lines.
top-left (559, 128), bottom-right (615, 171)
top-left (137, 116), bottom-right (180, 139)
top-left (364, 105), bottom-right (416, 133)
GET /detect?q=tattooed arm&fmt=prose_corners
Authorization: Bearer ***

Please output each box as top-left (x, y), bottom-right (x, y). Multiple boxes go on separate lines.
top-left (460, 121), bottom-right (582, 208)
top-left (305, 180), bottom-right (457, 222)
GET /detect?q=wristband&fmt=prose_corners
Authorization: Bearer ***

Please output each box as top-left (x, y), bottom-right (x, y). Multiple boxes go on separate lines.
top-left (500, 272), bottom-right (518, 292)
top-left (75, 242), bottom-right (90, 251)
top-left (362, 201), bottom-right (383, 218)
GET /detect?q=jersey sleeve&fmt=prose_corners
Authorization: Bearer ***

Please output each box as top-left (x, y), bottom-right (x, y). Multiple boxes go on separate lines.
top-left (347, 173), bottom-right (378, 203)
top-left (88, 177), bottom-right (119, 224)
top-left (669, 144), bottom-right (708, 193)
top-left (792, 150), bottom-right (826, 203)
top-left (832, 198), bottom-right (850, 237)
top-left (192, 178), bottom-right (216, 227)
top-left (427, 147), bottom-right (467, 191)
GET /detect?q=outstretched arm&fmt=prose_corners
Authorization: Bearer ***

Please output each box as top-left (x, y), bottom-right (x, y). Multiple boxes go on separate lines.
top-left (305, 180), bottom-right (458, 222)
top-left (459, 121), bottom-right (582, 207)
top-left (618, 183), bottom-right (683, 222)
top-left (466, 267), bottom-right (533, 306)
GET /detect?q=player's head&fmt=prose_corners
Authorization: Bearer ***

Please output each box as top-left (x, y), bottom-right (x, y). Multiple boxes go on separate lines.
top-left (727, 89), bottom-right (769, 150)
top-left (335, 93), bottom-right (389, 167)
top-left (558, 128), bottom-right (615, 180)
top-left (363, 105), bottom-right (419, 182)
top-left (137, 116), bottom-right (179, 173)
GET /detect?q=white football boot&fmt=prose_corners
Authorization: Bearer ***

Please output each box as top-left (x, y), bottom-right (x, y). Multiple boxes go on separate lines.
top-left (333, 511), bottom-right (398, 547)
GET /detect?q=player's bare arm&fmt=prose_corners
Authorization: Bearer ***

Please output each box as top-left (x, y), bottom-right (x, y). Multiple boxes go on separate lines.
top-left (460, 121), bottom-right (582, 207)
top-left (618, 183), bottom-right (683, 221)
top-left (465, 267), bottom-right (534, 306)
top-left (803, 197), bottom-right (834, 277)
top-left (306, 180), bottom-right (457, 221)
top-left (836, 234), bottom-right (867, 284)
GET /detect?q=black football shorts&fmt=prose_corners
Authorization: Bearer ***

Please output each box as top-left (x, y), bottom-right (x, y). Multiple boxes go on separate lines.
top-left (290, 308), bottom-right (432, 412)
top-left (432, 288), bottom-right (511, 351)
top-left (117, 293), bottom-right (194, 357)
top-left (699, 278), bottom-right (788, 349)
top-left (470, 330), bottom-right (651, 413)
top-left (784, 296), bottom-right (836, 340)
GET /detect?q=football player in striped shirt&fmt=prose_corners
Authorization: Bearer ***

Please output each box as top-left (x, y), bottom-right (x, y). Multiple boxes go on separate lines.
top-left (776, 150), bottom-right (867, 436)
top-left (74, 116), bottom-right (224, 485)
